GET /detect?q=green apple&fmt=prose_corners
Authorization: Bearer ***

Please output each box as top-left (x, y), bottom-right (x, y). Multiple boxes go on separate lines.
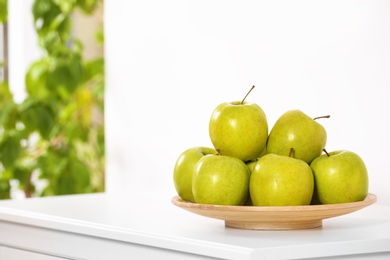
top-left (250, 152), bottom-right (314, 206)
top-left (244, 160), bottom-right (258, 206)
top-left (193, 154), bottom-right (250, 205)
top-left (209, 86), bottom-right (268, 162)
top-left (266, 110), bottom-right (329, 164)
top-left (173, 146), bottom-right (216, 202)
top-left (246, 159), bottom-right (258, 173)
top-left (310, 150), bottom-right (369, 204)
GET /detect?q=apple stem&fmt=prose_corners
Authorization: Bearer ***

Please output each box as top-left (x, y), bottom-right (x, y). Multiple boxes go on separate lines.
top-left (323, 148), bottom-right (330, 157)
top-left (289, 148), bottom-right (294, 158)
top-left (216, 149), bottom-right (222, 155)
top-left (241, 85), bottom-right (255, 104)
top-left (313, 115), bottom-right (331, 120)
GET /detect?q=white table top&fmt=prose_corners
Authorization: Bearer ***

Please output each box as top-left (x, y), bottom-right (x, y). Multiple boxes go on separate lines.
top-left (0, 189), bottom-right (389, 260)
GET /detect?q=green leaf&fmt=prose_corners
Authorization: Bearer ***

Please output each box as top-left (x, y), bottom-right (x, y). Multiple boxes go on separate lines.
top-left (97, 126), bottom-right (105, 156)
top-left (25, 59), bottom-right (50, 97)
top-left (68, 54), bottom-right (83, 81)
top-left (59, 110), bottom-right (88, 141)
top-left (95, 29), bottom-right (104, 45)
top-left (48, 13), bottom-right (66, 30)
top-left (39, 153), bottom-right (69, 179)
top-left (0, 168), bottom-right (13, 181)
top-left (20, 104), bottom-right (40, 134)
top-left (13, 167), bottom-right (31, 185)
top-left (0, 135), bottom-right (21, 169)
top-left (0, 83), bottom-right (18, 130)
top-left (19, 98), bottom-right (56, 139)
top-left (0, 180), bottom-right (11, 200)
top-left (77, 0), bottom-right (100, 14)
top-left (17, 156), bottom-right (39, 172)
top-left (0, 82), bottom-right (13, 104)
top-left (83, 58), bottom-right (105, 106)
top-left (54, 0), bottom-right (77, 14)
top-left (32, 0), bottom-right (52, 19)
top-left (33, 0), bottom-right (60, 31)
top-left (0, 101), bottom-right (18, 130)
top-left (33, 1), bottom-right (72, 47)
top-left (51, 155), bottom-right (92, 195)
top-left (84, 57), bottom-right (104, 81)
top-left (70, 158), bottom-right (90, 192)
top-left (0, 0), bottom-right (7, 23)
top-left (56, 172), bottom-right (73, 195)
top-left (46, 55), bottom-right (83, 94)
top-left (36, 106), bottom-right (55, 138)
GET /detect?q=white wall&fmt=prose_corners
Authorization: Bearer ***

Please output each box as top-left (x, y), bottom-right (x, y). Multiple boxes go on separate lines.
top-left (105, 0), bottom-right (390, 206)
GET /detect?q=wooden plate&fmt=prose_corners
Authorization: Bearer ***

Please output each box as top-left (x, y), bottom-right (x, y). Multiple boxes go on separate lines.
top-left (172, 193), bottom-right (377, 230)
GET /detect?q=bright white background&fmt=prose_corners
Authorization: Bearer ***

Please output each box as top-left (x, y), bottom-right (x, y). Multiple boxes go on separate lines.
top-left (105, 0), bottom-right (390, 206)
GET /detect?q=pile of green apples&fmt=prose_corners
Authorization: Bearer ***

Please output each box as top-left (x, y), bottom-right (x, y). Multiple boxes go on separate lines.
top-left (173, 86), bottom-right (369, 206)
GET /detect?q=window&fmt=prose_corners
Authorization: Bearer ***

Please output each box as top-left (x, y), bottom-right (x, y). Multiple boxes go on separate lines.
top-left (0, 0), bottom-right (105, 200)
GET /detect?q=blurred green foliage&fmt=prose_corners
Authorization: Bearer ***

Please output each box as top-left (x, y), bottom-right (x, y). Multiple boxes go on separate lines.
top-left (0, 0), bottom-right (7, 23)
top-left (0, 0), bottom-right (104, 199)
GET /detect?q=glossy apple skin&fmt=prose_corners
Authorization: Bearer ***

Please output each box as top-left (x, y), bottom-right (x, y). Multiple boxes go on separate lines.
top-left (266, 110), bottom-right (327, 164)
top-left (193, 154), bottom-right (250, 206)
top-left (250, 154), bottom-right (314, 206)
top-left (173, 147), bottom-right (216, 202)
top-left (209, 101), bottom-right (268, 162)
top-left (310, 150), bottom-right (369, 204)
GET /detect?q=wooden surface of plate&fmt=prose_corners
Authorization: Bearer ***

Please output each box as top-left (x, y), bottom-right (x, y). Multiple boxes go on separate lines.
top-left (172, 193), bottom-right (377, 230)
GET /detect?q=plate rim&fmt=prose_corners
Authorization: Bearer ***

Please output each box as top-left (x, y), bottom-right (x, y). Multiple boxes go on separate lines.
top-left (171, 193), bottom-right (377, 213)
